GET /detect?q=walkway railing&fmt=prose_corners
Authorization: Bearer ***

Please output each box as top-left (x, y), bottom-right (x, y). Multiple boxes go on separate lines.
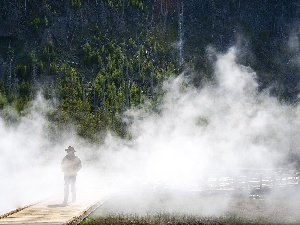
top-left (205, 168), bottom-right (299, 191)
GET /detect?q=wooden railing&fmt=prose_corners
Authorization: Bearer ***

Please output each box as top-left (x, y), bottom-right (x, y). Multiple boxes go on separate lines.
top-left (205, 169), bottom-right (299, 191)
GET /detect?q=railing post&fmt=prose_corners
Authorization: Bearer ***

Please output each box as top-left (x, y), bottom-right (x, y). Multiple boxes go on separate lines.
top-left (260, 174), bottom-right (262, 190)
top-left (273, 173), bottom-right (276, 187)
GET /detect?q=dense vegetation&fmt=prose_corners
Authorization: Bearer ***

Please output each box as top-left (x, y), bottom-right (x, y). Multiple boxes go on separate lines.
top-left (0, 0), bottom-right (299, 141)
top-left (0, 0), bottom-right (178, 141)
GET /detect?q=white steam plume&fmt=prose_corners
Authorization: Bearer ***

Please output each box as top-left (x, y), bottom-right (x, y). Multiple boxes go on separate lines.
top-left (101, 47), bottom-right (299, 186)
top-left (0, 94), bottom-right (96, 214)
top-left (93, 47), bottom-right (300, 215)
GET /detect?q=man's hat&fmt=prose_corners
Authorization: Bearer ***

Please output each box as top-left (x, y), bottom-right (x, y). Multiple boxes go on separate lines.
top-left (65, 146), bottom-right (76, 152)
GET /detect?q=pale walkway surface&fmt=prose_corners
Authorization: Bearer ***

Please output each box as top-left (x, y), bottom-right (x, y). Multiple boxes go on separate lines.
top-left (0, 192), bottom-right (105, 225)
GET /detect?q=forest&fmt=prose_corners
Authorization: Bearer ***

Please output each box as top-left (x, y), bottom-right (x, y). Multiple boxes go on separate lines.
top-left (0, 0), bottom-right (299, 141)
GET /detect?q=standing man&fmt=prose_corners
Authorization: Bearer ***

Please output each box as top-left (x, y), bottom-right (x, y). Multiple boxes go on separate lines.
top-left (61, 146), bottom-right (82, 204)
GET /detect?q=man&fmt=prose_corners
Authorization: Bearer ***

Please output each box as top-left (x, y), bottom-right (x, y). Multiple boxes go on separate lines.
top-left (61, 146), bottom-right (82, 204)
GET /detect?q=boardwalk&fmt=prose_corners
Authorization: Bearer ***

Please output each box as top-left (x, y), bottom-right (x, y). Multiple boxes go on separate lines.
top-left (0, 193), bottom-right (105, 225)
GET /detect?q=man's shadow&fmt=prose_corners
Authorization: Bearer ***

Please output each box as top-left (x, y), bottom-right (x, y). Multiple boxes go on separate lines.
top-left (47, 203), bottom-right (68, 208)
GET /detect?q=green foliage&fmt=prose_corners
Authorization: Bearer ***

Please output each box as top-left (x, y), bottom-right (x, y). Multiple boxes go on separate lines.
top-left (107, 0), bottom-right (146, 11)
top-left (14, 96), bottom-right (30, 114)
top-left (43, 16), bottom-right (49, 27)
top-left (0, 0), bottom-right (177, 141)
top-left (0, 94), bottom-right (7, 109)
top-left (31, 17), bottom-right (41, 31)
top-left (82, 42), bottom-right (102, 68)
top-left (58, 67), bottom-right (83, 111)
top-left (71, 0), bottom-right (81, 8)
top-left (15, 64), bottom-right (29, 81)
top-left (42, 42), bottom-right (56, 63)
top-left (19, 81), bottom-right (32, 97)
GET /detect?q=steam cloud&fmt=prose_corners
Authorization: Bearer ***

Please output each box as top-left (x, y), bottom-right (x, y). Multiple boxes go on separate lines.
top-left (106, 47), bottom-right (300, 184)
top-left (1, 46), bottom-right (300, 217)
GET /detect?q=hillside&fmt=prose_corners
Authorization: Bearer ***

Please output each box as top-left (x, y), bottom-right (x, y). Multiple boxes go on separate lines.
top-left (0, 0), bottom-right (299, 140)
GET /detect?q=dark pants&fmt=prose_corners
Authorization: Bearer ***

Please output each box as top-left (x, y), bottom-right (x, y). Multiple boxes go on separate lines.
top-left (64, 175), bottom-right (76, 203)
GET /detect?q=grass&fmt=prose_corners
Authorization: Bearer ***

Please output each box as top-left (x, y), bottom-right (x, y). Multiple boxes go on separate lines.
top-left (80, 213), bottom-right (271, 225)
top-left (79, 186), bottom-right (300, 225)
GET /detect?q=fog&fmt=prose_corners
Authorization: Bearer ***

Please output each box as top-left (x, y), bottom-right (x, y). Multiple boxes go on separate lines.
top-left (106, 47), bottom-right (300, 185)
top-left (1, 46), bottom-right (300, 218)
top-left (95, 47), bottom-right (300, 217)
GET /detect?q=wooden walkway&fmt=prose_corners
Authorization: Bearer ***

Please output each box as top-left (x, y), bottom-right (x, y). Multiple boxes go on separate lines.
top-left (0, 194), bottom-right (105, 225)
